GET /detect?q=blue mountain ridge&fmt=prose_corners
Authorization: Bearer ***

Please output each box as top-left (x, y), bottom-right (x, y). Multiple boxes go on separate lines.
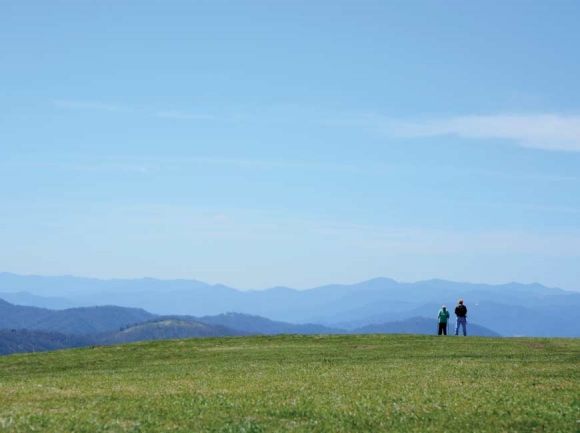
top-left (0, 273), bottom-right (578, 337)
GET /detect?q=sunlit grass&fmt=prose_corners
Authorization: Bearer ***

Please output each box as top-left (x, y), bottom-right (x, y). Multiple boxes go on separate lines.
top-left (1, 334), bottom-right (579, 431)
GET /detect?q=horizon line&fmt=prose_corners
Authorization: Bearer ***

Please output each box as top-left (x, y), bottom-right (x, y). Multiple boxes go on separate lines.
top-left (0, 271), bottom-right (560, 292)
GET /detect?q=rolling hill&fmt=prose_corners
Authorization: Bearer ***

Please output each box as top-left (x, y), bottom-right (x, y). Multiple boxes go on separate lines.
top-left (0, 319), bottom-right (247, 355)
top-left (0, 299), bottom-right (156, 334)
top-left (183, 312), bottom-right (344, 335)
top-left (100, 319), bottom-right (248, 344)
top-left (0, 329), bottom-right (94, 356)
top-left (0, 334), bottom-right (578, 431)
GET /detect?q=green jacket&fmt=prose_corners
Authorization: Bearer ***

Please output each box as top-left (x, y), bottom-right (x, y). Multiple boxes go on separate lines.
top-left (438, 309), bottom-right (450, 323)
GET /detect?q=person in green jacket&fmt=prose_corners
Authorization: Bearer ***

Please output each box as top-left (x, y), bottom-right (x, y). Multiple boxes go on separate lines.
top-left (437, 305), bottom-right (450, 335)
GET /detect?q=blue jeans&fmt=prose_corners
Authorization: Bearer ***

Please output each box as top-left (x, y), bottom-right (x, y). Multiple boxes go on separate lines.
top-left (455, 317), bottom-right (467, 336)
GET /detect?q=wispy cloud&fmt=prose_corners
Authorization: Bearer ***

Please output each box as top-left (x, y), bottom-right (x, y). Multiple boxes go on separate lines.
top-left (54, 100), bottom-right (228, 121)
top-left (107, 155), bottom-right (361, 173)
top-left (176, 156), bottom-right (358, 172)
top-left (480, 202), bottom-right (580, 215)
top-left (51, 100), bottom-right (580, 153)
top-left (1, 160), bottom-right (151, 174)
top-left (305, 221), bottom-right (580, 256)
top-left (16, 202), bottom-right (578, 256)
top-left (71, 163), bottom-right (152, 174)
top-left (154, 110), bottom-right (217, 121)
top-left (54, 100), bottom-right (131, 112)
top-left (1, 155), bottom-right (360, 175)
top-left (382, 114), bottom-right (580, 152)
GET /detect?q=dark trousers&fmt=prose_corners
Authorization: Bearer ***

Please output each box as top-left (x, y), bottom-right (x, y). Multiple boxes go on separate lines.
top-left (438, 322), bottom-right (447, 335)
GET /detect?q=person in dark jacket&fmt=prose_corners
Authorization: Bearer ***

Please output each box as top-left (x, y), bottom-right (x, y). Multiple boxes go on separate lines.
top-left (454, 299), bottom-right (468, 336)
top-left (437, 305), bottom-right (450, 335)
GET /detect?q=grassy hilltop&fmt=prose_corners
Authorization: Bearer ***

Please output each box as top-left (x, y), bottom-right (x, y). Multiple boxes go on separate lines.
top-left (0, 335), bottom-right (579, 432)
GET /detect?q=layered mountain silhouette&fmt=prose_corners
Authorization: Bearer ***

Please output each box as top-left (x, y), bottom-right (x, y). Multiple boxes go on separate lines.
top-left (0, 299), bottom-right (155, 334)
top-left (0, 300), bottom-right (503, 355)
top-left (1, 272), bottom-right (579, 337)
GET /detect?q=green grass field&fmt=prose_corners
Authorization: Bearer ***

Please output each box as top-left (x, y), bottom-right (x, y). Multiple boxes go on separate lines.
top-left (1, 334), bottom-right (579, 432)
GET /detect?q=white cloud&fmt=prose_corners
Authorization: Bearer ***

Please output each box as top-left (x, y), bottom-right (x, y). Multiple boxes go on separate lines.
top-left (384, 114), bottom-right (580, 152)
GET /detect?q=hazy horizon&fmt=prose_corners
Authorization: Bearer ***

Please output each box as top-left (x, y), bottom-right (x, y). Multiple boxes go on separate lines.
top-left (1, 270), bottom-right (575, 293)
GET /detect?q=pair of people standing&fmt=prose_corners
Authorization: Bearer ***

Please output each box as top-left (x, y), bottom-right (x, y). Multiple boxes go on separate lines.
top-left (437, 299), bottom-right (468, 336)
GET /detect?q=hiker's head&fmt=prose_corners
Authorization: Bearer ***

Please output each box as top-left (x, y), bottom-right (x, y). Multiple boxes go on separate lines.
top-left (442, 305), bottom-right (446, 310)
top-left (458, 299), bottom-right (463, 304)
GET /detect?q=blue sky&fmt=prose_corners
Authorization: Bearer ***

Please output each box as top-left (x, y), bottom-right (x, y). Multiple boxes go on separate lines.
top-left (1, 1), bottom-right (580, 290)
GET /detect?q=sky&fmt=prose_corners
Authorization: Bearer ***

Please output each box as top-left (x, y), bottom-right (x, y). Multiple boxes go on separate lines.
top-left (1, 1), bottom-right (580, 290)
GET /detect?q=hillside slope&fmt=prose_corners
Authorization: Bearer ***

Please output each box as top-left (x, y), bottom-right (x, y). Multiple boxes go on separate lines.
top-left (0, 329), bottom-right (94, 356)
top-left (0, 335), bottom-right (578, 431)
top-left (0, 299), bottom-right (156, 334)
top-left (100, 319), bottom-right (247, 344)
top-left (185, 312), bottom-right (345, 335)
top-left (29, 305), bottom-right (156, 334)
top-left (0, 319), bottom-right (245, 355)
top-left (0, 299), bottom-right (53, 328)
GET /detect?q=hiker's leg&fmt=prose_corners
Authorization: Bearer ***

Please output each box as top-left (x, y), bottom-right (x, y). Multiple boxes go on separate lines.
top-left (461, 319), bottom-right (467, 336)
top-left (443, 323), bottom-right (447, 335)
top-left (455, 319), bottom-right (460, 335)
top-left (438, 323), bottom-right (443, 335)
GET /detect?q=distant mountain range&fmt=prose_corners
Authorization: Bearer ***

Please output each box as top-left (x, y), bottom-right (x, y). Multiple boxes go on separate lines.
top-left (0, 300), bottom-right (501, 355)
top-left (1, 272), bottom-right (579, 338)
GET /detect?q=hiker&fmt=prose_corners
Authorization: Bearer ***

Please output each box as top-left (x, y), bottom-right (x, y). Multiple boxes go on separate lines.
top-left (437, 305), bottom-right (450, 335)
top-left (454, 299), bottom-right (468, 336)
